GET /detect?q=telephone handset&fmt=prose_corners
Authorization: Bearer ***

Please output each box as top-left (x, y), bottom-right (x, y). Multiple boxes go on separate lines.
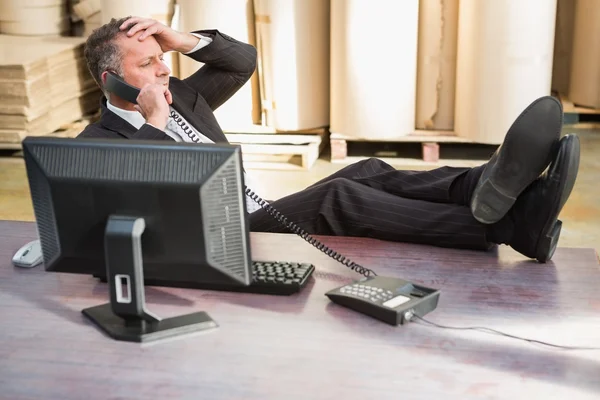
top-left (105, 71), bottom-right (141, 104)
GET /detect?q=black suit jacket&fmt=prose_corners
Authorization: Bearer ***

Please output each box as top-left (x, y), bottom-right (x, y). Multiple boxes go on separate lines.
top-left (78, 30), bottom-right (257, 143)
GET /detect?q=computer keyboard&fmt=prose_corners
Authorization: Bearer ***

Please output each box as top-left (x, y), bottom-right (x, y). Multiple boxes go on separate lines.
top-left (249, 260), bottom-right (315, 295)
top-left (156, 261), bottom-right (315, 296)
top-left (93, 260), bottom-right (315, 296)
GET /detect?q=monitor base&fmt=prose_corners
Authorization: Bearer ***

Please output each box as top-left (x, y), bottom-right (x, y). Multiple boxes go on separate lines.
top-left (82, 303), bottom-right (217, 343)
top-left (83, 215), bottom-right (218, 343)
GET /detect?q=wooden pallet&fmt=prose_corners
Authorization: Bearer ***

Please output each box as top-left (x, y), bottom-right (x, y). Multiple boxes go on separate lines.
top-left (556, 93), bottom-right (600, 128)
top-left (329, 130), bottom-right (496, 164)
top-left (225, 127), bottom-right (329, 170)
top-left (559, 94), bottom-right (600, 115)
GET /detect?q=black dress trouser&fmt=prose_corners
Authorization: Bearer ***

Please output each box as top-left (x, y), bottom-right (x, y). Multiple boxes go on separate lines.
top-left (248, 158), bottom-right (492, 250)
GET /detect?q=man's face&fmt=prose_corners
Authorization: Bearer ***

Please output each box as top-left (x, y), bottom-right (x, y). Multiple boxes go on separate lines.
top-left (115, 32), bottom-right (171, 90)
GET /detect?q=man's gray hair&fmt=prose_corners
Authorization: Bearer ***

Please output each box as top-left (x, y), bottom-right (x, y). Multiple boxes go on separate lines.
top-left (83, 16), bottom-right (131, 95)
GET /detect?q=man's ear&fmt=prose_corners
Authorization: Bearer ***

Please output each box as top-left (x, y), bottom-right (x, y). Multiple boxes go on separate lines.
top-left (101, 70), bottom-right (121, 85)
top-left (100, 70), bottom-right (109, 85)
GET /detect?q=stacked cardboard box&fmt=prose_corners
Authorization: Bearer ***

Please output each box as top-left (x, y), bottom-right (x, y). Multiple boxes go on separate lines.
top-left (0, 0), bottom-right (70, 36)
top-left (0, 35), bottom-right (101, 145)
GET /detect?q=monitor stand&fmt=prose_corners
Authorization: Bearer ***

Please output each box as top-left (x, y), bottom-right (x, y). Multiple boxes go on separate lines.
top-left (82, 215), bottom-right (217, 343)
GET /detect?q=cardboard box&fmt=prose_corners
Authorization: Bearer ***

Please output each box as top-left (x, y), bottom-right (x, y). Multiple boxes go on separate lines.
top-left (415, 0), bottom-right (459, 131)
top-left (0, 88), bottom-right (100, 143)
top-left (0, 35), bottom-right (101, 139)
top-left (551, 0), bottom-right (576, 95)
top-left (0, 35), bottom-right (85, 79)
top-left (568, 0), bottom-right (600, 109)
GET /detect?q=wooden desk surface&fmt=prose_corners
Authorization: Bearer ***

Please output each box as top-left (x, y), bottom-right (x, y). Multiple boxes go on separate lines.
top-left (1, 220), bottom-right (599, 400)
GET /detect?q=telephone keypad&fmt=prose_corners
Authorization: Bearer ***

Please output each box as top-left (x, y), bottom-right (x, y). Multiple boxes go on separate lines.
top-left (340, 283), bottom-right (394, 303)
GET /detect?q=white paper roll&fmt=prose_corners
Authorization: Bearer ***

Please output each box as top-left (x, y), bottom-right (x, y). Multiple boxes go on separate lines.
top-left (330, 0), bottom-right (419, 139)
top-left (254, 0), bottom-right (330, 131)
top-left (0, 0), bottom-right (62, 9)
top-left (97, 0), bottom-right (168, 25)
top-left (0, 4), bottom-right (66, 21)
top-left (177, 0), bottom-right (259, 131)
top-left (568, 0), bottom-right (600, 109)
top-left (101, 0), bottom-right (147, 23)
top-left (454, 0), bottom-right (557, 144)
top-left (0, 17), bottom-right (69, 36)
top-left (101, 0), bottom-right (174, 28)
top-left (0, 0), bottom-right (67, 35)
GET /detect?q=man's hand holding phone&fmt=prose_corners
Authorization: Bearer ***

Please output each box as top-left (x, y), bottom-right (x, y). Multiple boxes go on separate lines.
top-left (135, 84), bottom-right (173, 131)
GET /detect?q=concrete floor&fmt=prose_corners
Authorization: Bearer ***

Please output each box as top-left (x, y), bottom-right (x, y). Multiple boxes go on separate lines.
top-left (0, 126), bottom-right (598, 254)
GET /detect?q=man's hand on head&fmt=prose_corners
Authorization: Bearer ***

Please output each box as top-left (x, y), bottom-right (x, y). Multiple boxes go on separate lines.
top-left (120, 16), bottom-right (201, 54)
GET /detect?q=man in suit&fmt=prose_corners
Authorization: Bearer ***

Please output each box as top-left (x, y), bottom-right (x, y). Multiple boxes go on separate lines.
top-left (79, 16), bottom-right (580, 263)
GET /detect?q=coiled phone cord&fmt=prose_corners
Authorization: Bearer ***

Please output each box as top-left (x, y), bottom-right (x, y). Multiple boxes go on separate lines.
top-left (170, 110), bottom-right (201, 143)
top-left (170, 110), bottom-right (378, 279)
top-left (245, 187), bottom-right (378, 279)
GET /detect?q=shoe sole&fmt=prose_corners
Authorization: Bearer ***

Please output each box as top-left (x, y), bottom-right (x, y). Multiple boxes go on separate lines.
top-left (534, 135), bottom-right (580, 263)
top-left (471, 179), bottom-right (518, 224)
top-left (537, 219), bottom-right (562, 263)
top-left (471, 96), bottom-right (563, 224)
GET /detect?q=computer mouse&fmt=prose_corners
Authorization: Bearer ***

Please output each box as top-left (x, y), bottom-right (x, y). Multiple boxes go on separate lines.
top-left (12, 239), bottom-right (43, 268)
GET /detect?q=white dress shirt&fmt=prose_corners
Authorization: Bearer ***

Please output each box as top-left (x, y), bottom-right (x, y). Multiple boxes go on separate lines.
top-left (107, 33), bottom-right (264, 214)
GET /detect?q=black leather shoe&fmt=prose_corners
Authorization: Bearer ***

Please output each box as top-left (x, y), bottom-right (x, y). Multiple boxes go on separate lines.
top-left (504, 134), bottom-right (580, 263)
top-left (471, 96), bottom-right (563, 224)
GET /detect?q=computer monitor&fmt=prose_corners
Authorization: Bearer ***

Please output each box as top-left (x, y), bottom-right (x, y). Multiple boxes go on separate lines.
top-left (22, 136), bottom-right (253, 343)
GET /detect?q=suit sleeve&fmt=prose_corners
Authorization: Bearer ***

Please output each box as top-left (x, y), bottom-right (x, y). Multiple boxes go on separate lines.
top-left (180, 29), bottom-right (257, 111)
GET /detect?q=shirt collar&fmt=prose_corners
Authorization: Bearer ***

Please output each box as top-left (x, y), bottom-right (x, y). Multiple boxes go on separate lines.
top-left (106, 101), bottom-right (147, 130)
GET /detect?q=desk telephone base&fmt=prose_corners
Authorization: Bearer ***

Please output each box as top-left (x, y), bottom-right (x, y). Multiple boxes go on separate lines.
top-left (326, 276), bottom-right (440, 325)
